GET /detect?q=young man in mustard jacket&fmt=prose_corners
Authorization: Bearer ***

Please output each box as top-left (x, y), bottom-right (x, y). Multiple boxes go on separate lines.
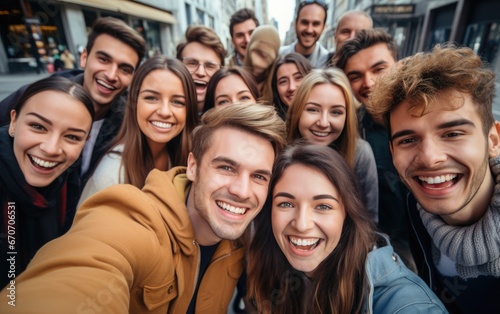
top-left (0, 104), bottom-right (286, 313)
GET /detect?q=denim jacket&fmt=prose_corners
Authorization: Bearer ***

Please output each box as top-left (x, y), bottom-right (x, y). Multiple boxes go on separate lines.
top-left (363, 233), bottom-right (448, 313)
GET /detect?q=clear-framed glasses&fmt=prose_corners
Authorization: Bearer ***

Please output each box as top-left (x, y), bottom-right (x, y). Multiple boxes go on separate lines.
top-left (181, 57), bottom-right (221, 76)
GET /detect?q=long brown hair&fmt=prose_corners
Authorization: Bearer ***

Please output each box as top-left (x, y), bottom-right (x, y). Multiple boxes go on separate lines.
top-left (202, 66), bottom-right (259, 113)
top-left (111, 56), bottom-right (198, 187)
top-left (286, 68), bottom-right (360, 167)
top-left (261, 52), bottom-right (313, 119)
top-left (247, 143), bottom-right (375, 313)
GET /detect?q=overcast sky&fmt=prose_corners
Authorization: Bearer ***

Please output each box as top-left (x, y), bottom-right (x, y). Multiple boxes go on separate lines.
top-left (268, 0), bottom-right (296, 40)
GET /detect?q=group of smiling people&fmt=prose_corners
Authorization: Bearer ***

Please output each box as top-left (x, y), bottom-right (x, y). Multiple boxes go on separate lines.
top-left (1, 5), bottom-right (497, 312)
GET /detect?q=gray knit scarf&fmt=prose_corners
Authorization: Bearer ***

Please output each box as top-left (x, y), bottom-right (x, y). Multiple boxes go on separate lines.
top-left (417, 155), bottom-right (500, 279)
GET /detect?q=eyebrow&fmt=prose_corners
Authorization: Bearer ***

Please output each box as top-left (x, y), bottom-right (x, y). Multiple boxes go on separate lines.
top-left (305, 102), bottom-right (345, 109)
top-left (391, 118), bottom-right (475, 142)
top-left (212, 156), bottom-right (272, 177)
top-left (346, 60), bottom-right (388, 77)
top-left (273, 192), bottom-right (339, 203)
top-left (274, 192), bottom-right (294, 199)
top-left (313, 194), bottom-right (339, 202)
top-left (140, 89), bottom-right (186, 98)
top-left (370, 60), bottom-right (389, 69)
top-left (95, 51), bottom-right (135, 71)
top-left (27, 112), bottom-right (88, 135)
top-left (215, 90), bottom-right (251, 100)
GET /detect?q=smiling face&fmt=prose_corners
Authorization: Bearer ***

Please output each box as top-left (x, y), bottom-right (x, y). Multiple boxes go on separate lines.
top-left (136, 69), bottom-right (187, 153)
top-left (186, 127), bottom-right (275, 245)
top-left (272, 163), bottom-right (346, 276)
top-left (277, 63), bottom-right (304, 107)
top-left (181, 42), bottom-right (222, 112)
top-left (343, 43), bottom-right (395, 104)
top-left (214, 75), bottom-right (256, 108)
top-left (232, 19), bottom-right (257, 60)
top-left (390, 91), bottom-right (500, 225)
top-left (298, 83), bottom-right (347, 145)
top-left (80, 34), bottom-right (138, 119)
top-left (294, 4), bottom-right (326, 55)
top-left (9, 91), bottom-right (92, 187)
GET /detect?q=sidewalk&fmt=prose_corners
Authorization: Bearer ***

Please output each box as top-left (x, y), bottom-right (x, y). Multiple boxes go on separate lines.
top-left (0, 72), bottom-right (50, 101)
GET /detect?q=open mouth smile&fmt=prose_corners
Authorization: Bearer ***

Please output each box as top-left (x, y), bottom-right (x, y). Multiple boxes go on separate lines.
top-left (288, 236), bottom-right (321, 251)
top-left (30, 155), bottom-right (61, 169)
top-left (416, 174), bottom-right (461, 190)
top-left (310, 130), bottom-right (331, 137)
top-left (216, 201), bottom-right (248, 215)
top-left (151, 121), bottom-right (173, 129)
top-left (96, 79), bottom-right (117, 91)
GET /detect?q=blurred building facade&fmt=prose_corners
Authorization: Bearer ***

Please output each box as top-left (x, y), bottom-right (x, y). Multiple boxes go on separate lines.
top-left (0, 0), bottom-right (269, 74)
top-left (320, 0), bottom-right (500, 115)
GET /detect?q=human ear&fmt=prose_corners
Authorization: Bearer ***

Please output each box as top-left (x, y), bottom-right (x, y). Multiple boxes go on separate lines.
top-left (79, 48), bottom-right (88, 69)
top-left (487, 121), bottom-right (500, 158)
top-left (9, 110), bottom-right (17, 136)
top-left (186, 152), bottom-right (197, 181)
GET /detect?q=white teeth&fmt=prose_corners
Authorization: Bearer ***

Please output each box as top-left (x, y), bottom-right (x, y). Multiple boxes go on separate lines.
top-left (96, 79), bottom-right (116, 90)
top-left (151, 121), bottom-right (173, 129)
top-left (216, 201), bottom-right (246, 215)
top-left (289, 237), bottom-right (319, 246)
top-left (194, 80), bottom-right (207, 86)
top-left (311, 131), bottom-right (329, 137)
top-left (418, 174), bottom-right (457, 184)
top-left (31, 156), bottom-right (59, 168)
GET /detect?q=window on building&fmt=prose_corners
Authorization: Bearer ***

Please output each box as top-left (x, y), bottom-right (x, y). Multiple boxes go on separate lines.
top-left (185, 3), bottom-right (192, 25)
top-left (208, 15), bottom-right (214, 29)
top-left (196, 8), bottom-right (204, 25)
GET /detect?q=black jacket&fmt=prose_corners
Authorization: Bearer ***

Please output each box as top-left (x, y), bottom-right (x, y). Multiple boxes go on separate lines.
top-left (0, 70), bottom-right (126, 218)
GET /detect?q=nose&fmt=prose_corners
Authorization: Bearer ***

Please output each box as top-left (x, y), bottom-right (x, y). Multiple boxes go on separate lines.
top-left (306, 24), bottom-right (314, 34)
top-left (363, 74), bottom-right (375, 88)
top-left (415, 138), bottom-right (447, 167)
top-left (244, 34), bottom-right (251, 44)
top-left (348, 30), bottom-right (356, 40)
top-left (292, 206), bottom-right (313, 232)
top-left (289, 79), bottom-right (297, 92)
top-left (316, 111), bottom-right (329, 127)
top-left (39, 134), bottom-right (62, 156)
top-left (157, 101), bottom-right (172, 117)
top-left (105, 64), bottom-right (118, 82)
top-left (194, 63), bottom-right (207, 77)
top-left (228, 173), bottom-right (251, 200)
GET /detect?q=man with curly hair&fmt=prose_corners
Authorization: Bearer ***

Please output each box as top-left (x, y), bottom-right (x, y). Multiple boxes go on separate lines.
top-left (370, 43), bottom-right (500, 313)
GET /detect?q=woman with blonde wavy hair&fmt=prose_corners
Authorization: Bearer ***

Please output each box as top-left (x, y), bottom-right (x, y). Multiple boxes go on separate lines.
top-left (286, 68), bottom-right (379, 223)
top-left (78, 56), bottom-right (198, 206)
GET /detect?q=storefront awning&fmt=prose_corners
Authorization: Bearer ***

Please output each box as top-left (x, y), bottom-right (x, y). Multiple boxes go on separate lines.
top-left (58, 0), bottom-right (176, 24)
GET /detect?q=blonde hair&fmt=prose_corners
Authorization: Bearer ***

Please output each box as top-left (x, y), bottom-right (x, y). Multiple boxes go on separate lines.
top-left (192, 103), bottom-right (287, 160)
top-left (286, 68), bottom-right (360, 167)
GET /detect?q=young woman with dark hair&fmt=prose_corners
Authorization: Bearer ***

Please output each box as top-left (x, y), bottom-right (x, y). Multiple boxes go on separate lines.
top-left (247, 143), bottom-right (447, 313)
top-left (1, 76), bottom-right (94, 287)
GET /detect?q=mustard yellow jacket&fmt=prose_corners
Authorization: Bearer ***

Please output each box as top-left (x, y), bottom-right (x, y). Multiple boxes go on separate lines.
top-left (0, 167), bottom-right (245, 313)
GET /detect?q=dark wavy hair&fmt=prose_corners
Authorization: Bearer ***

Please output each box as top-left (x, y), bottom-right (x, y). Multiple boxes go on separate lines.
top-left (248, 142), bottom-right (375, 314)
top-left (202, 66), bottom-right (259, 113)
top-left (263, 53), bottom-right (312, 120)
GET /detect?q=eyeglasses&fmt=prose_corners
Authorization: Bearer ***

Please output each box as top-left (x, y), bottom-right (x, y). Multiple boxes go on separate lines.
top-left (181, 57), bottom-right (221, 75)
top-left (298, 0), bottom-right (328, 11)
